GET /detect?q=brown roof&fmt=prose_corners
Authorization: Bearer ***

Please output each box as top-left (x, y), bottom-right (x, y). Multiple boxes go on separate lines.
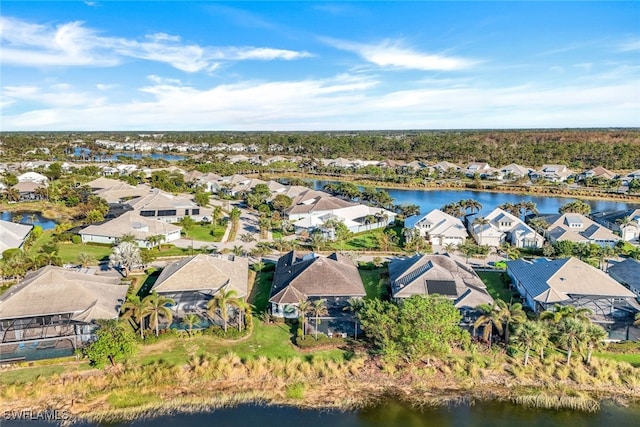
top-left (79, 211), bottom-right (181, 241)
top-left (0, 266), bottom-right (126, 320)
top-left (152, 254), bottom-right (248, 297)
top-left (270, 251), bottom-right (365, 304)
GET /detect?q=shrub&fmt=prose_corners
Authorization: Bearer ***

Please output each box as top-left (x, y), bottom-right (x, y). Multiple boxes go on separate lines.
top-left (2, 248), bottom-right (22, 260)
top-left (285, 382), bottom-right (306, 400)
top-left (71, 235), bottom-right (81, 244)
top-left (296, 334), bottom-right (345, 349)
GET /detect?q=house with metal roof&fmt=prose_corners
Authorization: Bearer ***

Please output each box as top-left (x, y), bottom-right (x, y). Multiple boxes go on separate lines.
top-left (468, 208), bottom-right (544, 248)
top-left (590, 209), bottom-right (640, 243)
top-left (0, 266), bottom-right (127, 360)
top-left (506, 257), bottom-right (638, 321)
top-left (388, 254), bottom-right (493, 310)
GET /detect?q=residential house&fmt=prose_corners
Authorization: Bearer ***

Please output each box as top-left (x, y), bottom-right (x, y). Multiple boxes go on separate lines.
top-left (530, 165), bottom-right (574, 182)
top-left (388, 254), bottom-right (493, 310)
top-left (284, 189), bottom-right (356, 221)
top-left (590, 209), bottom-right (640, 243)
top-left (194, 173), bottom-right (223, 193)
top-left (580, 166), bottom-right (616, 181)
top-left (468, 208), bottom-right (544, 248)
top-left (0, 266), bottom-right (127, 360)
top-left (431, 161), bottom-right (461, 174)
top-left (293, 204), bottom-right (396, 236)
top-left (151, 254), bottom-right (248, 326)
top-left (607, 258), bottom-right (640, 296)
top-left (500, 163), bottom-right (534, 180)
top-left (541, 213), bottom-right (621, 247)
top-left (0, 220), bottom-right (33, 257)
top-left (622, 169), bottom-right (640, 185)
top-left (464, 162), bottom-right (493, 178)
top-left (79, 211), bottom-right (182, 247)
top-left (12, 181), bottom-right (48, 201)
top-left (93, 182), bottom-right (152, 205)
top-left (506, 257), bottom-right (638, 322)
top-left (125, 189), bottom-right (213, 223)
top-left (17, 172), bottom-right (49, 185)
top-left (404, 209), bottom-right (468, 246)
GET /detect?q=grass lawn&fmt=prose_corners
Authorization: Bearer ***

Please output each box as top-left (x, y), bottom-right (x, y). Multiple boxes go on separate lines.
top-left (183, 224), bottom-right (225, 242)
top-left (0, 362), bottom-right (90, 385)
top-left (477, 271), bottom-right (520, 303)
top-left (359, 267), bottom-right (389, 300)
top-left (136, 321), bottom-right (345, 366)
top-left (57, 243), bottom-right (112, 264)
top-left (272, 230), bottom-right (284, 239)
top-left (250, 270), bottom-right (274, 313)
top-left (595, 352), bottom-right (640, 367)
top-left (330, 226), bottom-right (403, 252)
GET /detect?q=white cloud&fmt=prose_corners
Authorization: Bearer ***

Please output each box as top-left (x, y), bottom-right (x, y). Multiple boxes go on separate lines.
top-left (2, 75), bottom-right (638, 130)
top-left (324, 38), bottom-right (477, 71)
top-left (618, 38), bottom-right (640, 52)
top-left (0, 16), bottom-right (312, 72)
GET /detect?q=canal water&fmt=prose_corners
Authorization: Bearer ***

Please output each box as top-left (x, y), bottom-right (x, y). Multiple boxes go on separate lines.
top-left (312, 180), bottom-right (640, 216)
top-left (3, 400), bottom-right (640, 426)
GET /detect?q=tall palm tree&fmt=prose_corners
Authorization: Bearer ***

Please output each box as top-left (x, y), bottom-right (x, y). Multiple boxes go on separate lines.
top-left (474, 302), bottom-right (504, 344)
top-left (310, 299), bottom-right (328, 340)
top-left (181, 313), bottom-right (201, 337)
top-left (512, 320), bottom-right (547, 366)
top-left (554, 317), bottom-right (587, 365)
top-left (584, 323), bottom-right (607, 365)
top-left (472, 217), bottom-right (490, 245)
top-left (121, 294), bottom-right (149, 339)
top-left (343, 298), bottom-right (363, 339)
top-left (500, 301), bottom-right (527, 345)
top-left (207, 288), bottom-right (240, 332)
top-left (141, 292), bottom-right (175, 337)
top-left (297, 299), bottom-right (311, 338)
top-left (596, 245), bottom-right (616, 272)
top-left (528, 217), bottom-right (549, 235)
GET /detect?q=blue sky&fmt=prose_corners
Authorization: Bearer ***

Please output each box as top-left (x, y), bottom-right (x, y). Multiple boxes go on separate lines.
top-left (1, 1), bottom-right (638, 131)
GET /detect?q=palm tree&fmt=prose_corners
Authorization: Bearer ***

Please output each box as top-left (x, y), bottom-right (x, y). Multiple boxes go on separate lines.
top-left (474, 301), bottom-right (504, 344)
top-left (540, 304), bottom-right (592, 323)
top-left (500, 301), bottom-right (527, 345)
top-left (554, 317), bottom-right (587, 365)
top-left (596, 245), bottom-right (616, 272)
top-left (231, 245), bottom-right (244, 257)
top-left (145, 234), bottom-right (165, 251)
top-left (38, 251), bottom-right (62, 266)
top-left (512, 320), bottom-right (547, 366)
top-left (297, 299), bottom-right (311, 338)
top-left (77, 252), bottom-right (94, 268)
top-left (443, 242), bottom-right (457, 255)
top-left (28, 213), bottom-right (38, 224)
top-left (584, 323), bottom-right (607, 365)
top-left (528, 217), bottom-right (549, 235)
top-left (472, 217), bottom-right (490, 245)
top-left (207, 288), bottom-right (240, 332)
top-left (499, 202), bottom-right (521, 217)
top-left (4, 188), bottom-right (20, 202)
top-left (121, 294), bottom-right (148, 339)
top-left (343, 298), bottom-right (363, 339)
top-left (310, 299), bottom-right (328, 340)
top-left (12, 214), bottom-right (23, 223)
top-left (465, 199), bottom-right (482, 215)
top-left (142, 292), bottom-right (175, 337)
top-left (181, 313), bottom-right (201, 337)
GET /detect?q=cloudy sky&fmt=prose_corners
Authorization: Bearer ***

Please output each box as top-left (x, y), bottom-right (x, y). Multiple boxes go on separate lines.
top-left (1, 1), bottom-right (639, 131)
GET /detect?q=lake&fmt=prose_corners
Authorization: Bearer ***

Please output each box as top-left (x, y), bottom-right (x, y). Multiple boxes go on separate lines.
top-left (312, 180), bottom-right (640, 216)
top-left (73, 148), bottom-right (185, 161)
top-left (0, 211), bottom-right (57, 230)
top-left (4, 400), bottom-right (640, 426)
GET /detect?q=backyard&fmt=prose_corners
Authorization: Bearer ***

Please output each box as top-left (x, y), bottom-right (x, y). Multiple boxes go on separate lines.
top-left (477, 270), bottom-right (521, 303)
top-left (358, 267), bottom-right (389, 300)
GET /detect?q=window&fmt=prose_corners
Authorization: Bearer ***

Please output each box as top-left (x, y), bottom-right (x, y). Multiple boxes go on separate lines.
top-left (184, 209), bottom-right (189, 215)
top-left (140, 210), bottom-right (155, 217)
top-left (157, 210), bottom-right (177, 217)
top-left (192, 209), bottom-right (200, 215)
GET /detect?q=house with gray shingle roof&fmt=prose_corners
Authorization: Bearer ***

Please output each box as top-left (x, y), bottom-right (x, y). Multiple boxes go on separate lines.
top-left (540, 213), bottom-right (620, 247)
top-left (0, 266), bottom-right (127, 358)
top-left (607, 258), bottom-right (640, 296)
top-left (79, 211), bottom-right (182, 247)
top-left (590, 209), bottom-right (640, 243)
top-left (125, 189), bottom-right (212, 223)
top-left (269, 251), bottom-right (365, 335)
top-left (404, 209), bottom-right (468, 246)
top-left (151, 254), bottom-right (248, 325)
top-left (388, 254), bottom-right (493, 310)
top-left (506, 257), bottom-right (638, 321)
top-left (0, 220), bottom-right (33, 257)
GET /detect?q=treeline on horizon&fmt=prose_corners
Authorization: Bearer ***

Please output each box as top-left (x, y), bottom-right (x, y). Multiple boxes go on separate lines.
top-left (1, 128), bottom-right (639, 170)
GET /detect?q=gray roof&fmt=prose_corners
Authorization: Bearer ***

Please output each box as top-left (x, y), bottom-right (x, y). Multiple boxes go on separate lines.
top-left (285, 190), bottom-right (356, 216)
top-left (0, 266), bottom-right (126, 321)
top-left (507, 257), bottom-right (636, 304)
top-left (79, 211), bottom-right (181, 241)
top-left (152, 254), bottom-right (248, 297)
top-left (607, 258), bottom-right (640, 292)
top-left (388, 254), bottom-right (493, 309)
top-left (270, 251), bottom-right (365, 304)
top-left (0, 219), bottom-right (33, 254)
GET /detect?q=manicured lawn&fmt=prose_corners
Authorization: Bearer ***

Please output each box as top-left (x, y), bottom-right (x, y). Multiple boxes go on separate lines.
top-left (330, 226), bottom-right (403, 252)
top-left (250, 270), bottom-right (274, 313)
top-left (57, 243), bottom-right (112, 264)
top-left (477, 271), bottom-right (520, 303)
top-left (595, 352), bottom-right (640, 367)
top-left (183, 223), bottom-right (225, 242)
top-left (359, 267), bottom-right (389, 300)
top-left (0, 362), bottom-right (85, 385)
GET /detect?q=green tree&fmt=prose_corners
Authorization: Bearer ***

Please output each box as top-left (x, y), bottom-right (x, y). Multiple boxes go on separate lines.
top-left (179, 216), bottom-right (196, 234)
top-left (584, 323), bottom-right (607, 365)
top-left (121, 294), bottom-right (148, 339)
top-left (207, 288), bottom-right (240, 332)
top-left (77, 252), bottom-right (94, 268)
top-left (181, 313), bottom-right (202, 337)
top-left (310, 299), bottom-right (328, 340)
top-left (553, 317), bottom-right (587, 365)
top-left (512, 320), bottom-right (549, 366)
top-left (559, 200), bottom-right (591, 215)
top-left (82, 320), bottom-right (137, 368)
top-left (540, 304), bottom-right (592, 324)
top-left (194, 191), bottom-right (210, 207)
top-left (272, 194), bottom-right (293, 212)
top-left (141, 292), bottom-right (175, 337)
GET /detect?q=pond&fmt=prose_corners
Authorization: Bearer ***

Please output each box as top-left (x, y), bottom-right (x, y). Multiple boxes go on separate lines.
top-left (4, 400), bottom-right (640, 426)
top-left (0, 211), bottom-right (57, 230)
top-left (311, 180), bottom-right (640, 216)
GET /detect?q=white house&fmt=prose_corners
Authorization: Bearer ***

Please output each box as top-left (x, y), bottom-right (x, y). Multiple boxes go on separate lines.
top-left (469, 208), bottom-right (544, 248)
top-left (17, 172), bottom-right (48, 185)
top-left (404, 209), bottom-right (468, 246)
top-left (530, 165), bottom-right (574, 182)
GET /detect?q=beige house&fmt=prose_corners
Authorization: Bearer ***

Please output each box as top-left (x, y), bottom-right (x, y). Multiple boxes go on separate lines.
top-left (125, 189), bottom-right (213, 223)
top-left (79, 211), bottom-right (182, 247)
top-left (542, 213), bottom-right (621, 247)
